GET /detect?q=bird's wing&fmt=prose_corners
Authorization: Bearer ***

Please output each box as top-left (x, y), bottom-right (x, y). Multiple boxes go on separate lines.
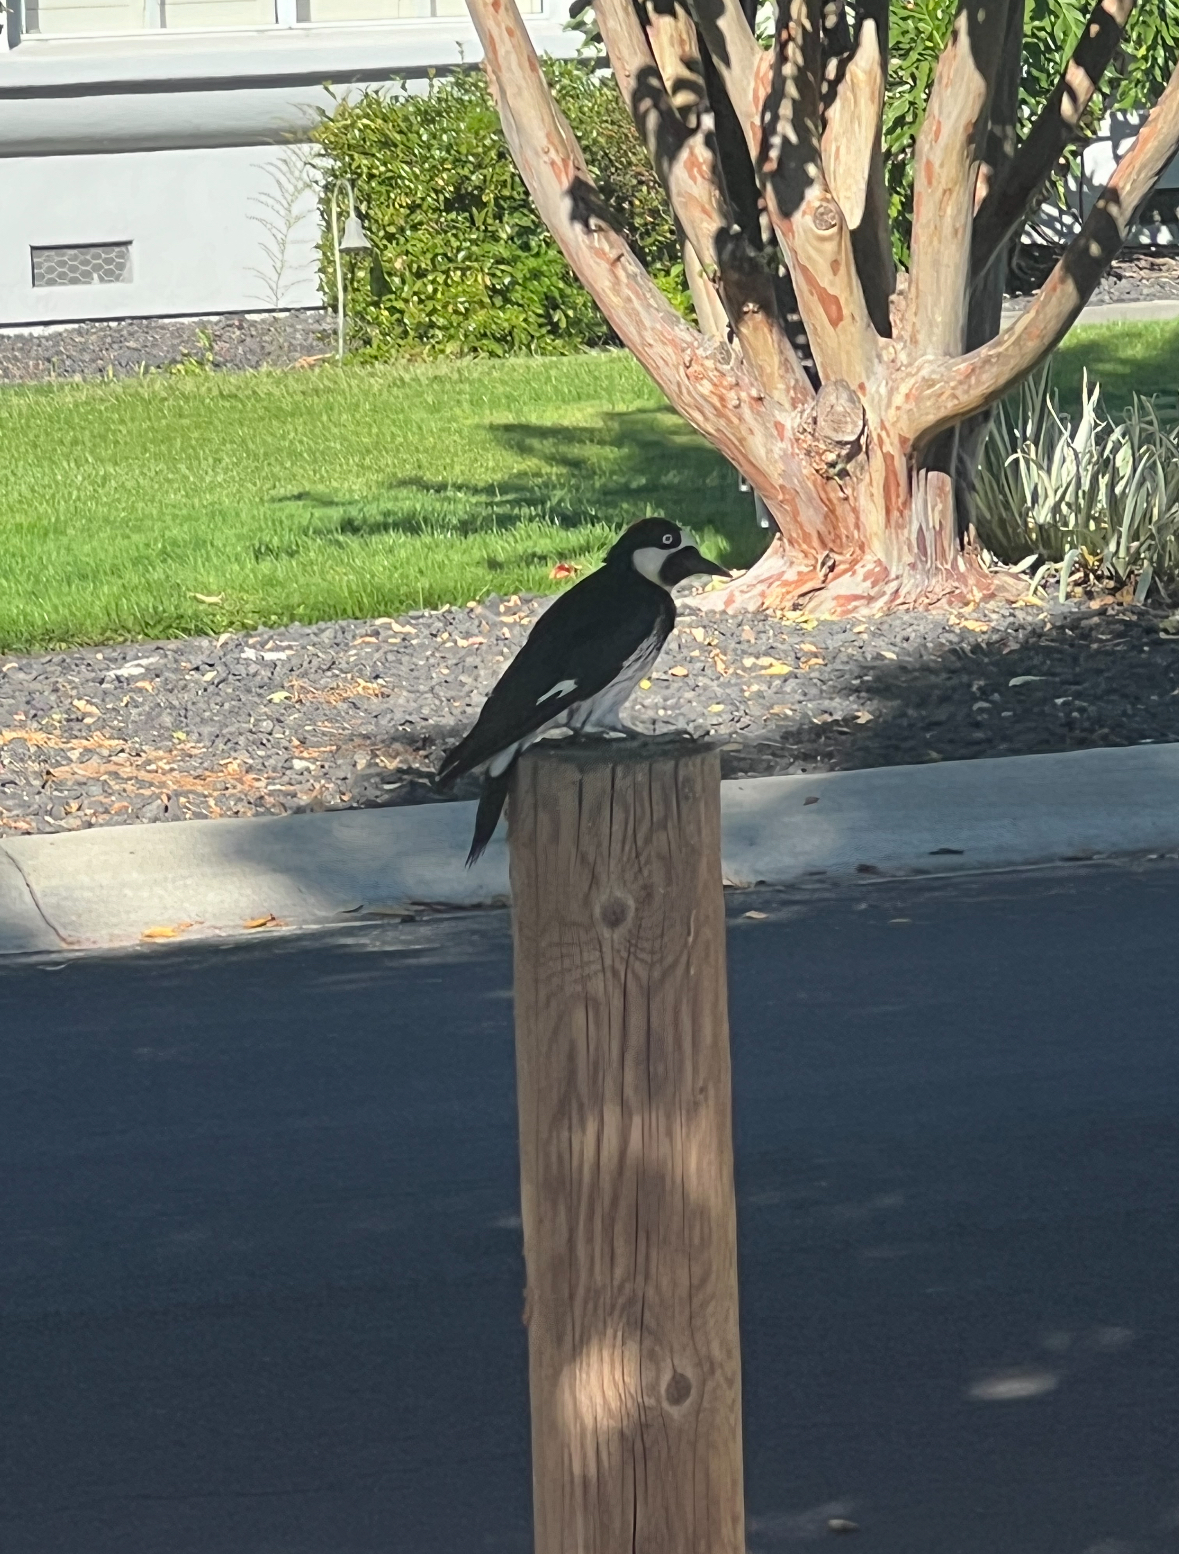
top-left (438, 573), bottom-right (672, 784)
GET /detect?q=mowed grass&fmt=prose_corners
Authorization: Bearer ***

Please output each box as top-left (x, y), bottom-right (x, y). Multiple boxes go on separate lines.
top-left (0, 353), bottom-right (757, 653)
top-left (1, 321), bottom-right (1175, 654)
top-left (1053, 318), bottom-right (1179, 412)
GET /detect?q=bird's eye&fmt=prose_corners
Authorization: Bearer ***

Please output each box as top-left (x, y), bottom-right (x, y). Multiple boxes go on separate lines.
top-left (661, 532), bottom-right (676, 547)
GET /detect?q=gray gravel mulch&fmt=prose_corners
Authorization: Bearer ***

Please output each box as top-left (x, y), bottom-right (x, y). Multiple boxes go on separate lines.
top-left (0, 252), bottom-right (1176, 386)
top-left (1005, 250), bottom-right (1179, 309)
top-left (0, 311), bottom-right (333, 385)
top-left (3, 594), bottom-right (1179, 838)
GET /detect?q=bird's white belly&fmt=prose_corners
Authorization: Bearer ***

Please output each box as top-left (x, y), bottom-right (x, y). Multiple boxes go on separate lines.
top-left (571, 636), bottom-right (662, 732)
top-left (483, 631), bottom-right (663, 774)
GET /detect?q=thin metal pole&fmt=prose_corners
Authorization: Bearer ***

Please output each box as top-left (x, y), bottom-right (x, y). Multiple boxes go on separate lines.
top-left (331, 180), bottom-right (346, 364)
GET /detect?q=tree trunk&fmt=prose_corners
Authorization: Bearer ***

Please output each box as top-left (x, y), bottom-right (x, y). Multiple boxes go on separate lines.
top-left (707, 386), bottom-right (1006, 615)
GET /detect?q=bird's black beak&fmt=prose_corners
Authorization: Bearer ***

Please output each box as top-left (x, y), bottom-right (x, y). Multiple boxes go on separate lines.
top-left (662, 545), bottom-right (731, 586)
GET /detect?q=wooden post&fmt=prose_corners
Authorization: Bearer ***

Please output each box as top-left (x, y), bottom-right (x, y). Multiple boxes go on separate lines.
top-left (508, 739), bottom-right (744, 1554)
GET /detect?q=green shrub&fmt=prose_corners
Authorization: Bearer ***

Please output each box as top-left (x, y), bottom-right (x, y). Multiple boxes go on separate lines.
top-left (313, 62), bottom-right (687, 358)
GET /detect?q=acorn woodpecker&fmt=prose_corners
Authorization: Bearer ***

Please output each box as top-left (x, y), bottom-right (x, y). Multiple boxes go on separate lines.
top-left (437, 518), bottom-right (730, 864)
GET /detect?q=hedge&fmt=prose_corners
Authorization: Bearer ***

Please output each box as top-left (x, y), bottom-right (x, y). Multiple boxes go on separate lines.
top-left (313, 62), bottom-right (688, 358)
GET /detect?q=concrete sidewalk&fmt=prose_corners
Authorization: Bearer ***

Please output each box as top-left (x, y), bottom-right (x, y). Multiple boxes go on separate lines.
top-left (1000, 297), bottom-right (1179, 327)
top-left (3, 741), bottom-right (1179, 953)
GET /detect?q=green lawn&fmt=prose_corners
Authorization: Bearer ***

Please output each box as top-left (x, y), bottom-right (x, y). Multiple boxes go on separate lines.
top-left (1, 320), bottom-right (1175, 654)
top-left (0, 354), bottom-right (755, 654)
top-left (1053, 318), bottom-right (1179, 411)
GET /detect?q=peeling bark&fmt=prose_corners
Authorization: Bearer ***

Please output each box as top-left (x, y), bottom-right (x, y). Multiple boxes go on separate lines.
top-left (906, 0), bottom-right (1015, 358)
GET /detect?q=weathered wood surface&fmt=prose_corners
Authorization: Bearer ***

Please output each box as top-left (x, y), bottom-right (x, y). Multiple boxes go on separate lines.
top-left (509, 740), bottom-right (744, 1554)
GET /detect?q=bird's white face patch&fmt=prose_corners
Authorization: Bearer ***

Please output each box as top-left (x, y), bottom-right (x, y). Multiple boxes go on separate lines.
top-left (536, 678), bottom-right (578, 705)
top-left (631, 528), bottom-right (694, 588)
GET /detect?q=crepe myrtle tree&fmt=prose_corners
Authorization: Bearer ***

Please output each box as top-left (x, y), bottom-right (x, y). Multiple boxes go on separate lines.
top-left (462, 0), bottom-right (1179, 613)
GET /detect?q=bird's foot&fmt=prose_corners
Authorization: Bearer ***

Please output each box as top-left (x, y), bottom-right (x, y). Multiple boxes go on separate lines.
top-left (571, 727), bottom-right (631, 742)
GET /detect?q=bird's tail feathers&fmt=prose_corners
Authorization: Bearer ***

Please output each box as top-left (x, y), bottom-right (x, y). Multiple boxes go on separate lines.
top-left (466, 766), bottom-right (512, 867)
top-left (437, 729), bottom-right (480, 791)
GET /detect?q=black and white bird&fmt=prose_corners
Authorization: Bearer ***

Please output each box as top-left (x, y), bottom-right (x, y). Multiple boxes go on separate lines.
top-left (436, 518), bottom-right (729, 864)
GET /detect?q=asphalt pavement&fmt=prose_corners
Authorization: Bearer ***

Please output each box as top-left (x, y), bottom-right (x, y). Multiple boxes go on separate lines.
top-left (3, 861), bottom-right (1179, 1554)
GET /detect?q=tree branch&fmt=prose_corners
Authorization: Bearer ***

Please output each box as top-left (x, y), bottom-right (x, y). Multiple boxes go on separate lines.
top-left (906, 0), bottom-right (1015, 358)
top-left (464, 0), bottom-right (834, 544)
top-left (695, 0), bottom-right (882, 391)
top-left (821, 14), bottom-right (893, 334)
top-left (643, 0), bottom-right (727, 341)
top-left (646, 0), bottom-right (709, 128)
top-left (972, 0), bottom-right (1139, 283)
top-left (757, 0), bottom-right (884, 391)
top-left (898, 57), bottom-right (1179, 444)
top-left (595, 0), bottom-right (811, 405)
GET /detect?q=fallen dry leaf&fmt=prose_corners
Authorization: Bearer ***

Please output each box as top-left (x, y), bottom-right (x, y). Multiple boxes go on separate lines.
top-left (879, 649), bottom-right (898, 660)
top-left (707, 703), bottom-right (725, 713)
top-left (960, 620), bottom-right (990, 632)
top-left (690, 626), bottom-right (706, 642)
top-left (71, 699), bottom-right (101, 717)
top-left (668, 665), bottom-right (689, 677)
top-left (760, 662), bottom-right (791, 676)
top-left (550, 562), bottom-right (581, 580)
top-left (639, 678), bottom-right (652, 690)
top-left (192, 593), bottom-right (224, 605)
top-left (141, 922), bottom-right (193, 941)
top-left (243, 913), bottom-right (282, 930)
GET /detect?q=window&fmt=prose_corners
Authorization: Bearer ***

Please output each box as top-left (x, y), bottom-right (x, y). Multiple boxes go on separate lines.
top-left (31, 243), bottom-right (133, 288)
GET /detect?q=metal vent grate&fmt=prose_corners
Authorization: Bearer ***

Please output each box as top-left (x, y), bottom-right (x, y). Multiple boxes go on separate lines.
top-left (31, 243), bottom-right (133, 289)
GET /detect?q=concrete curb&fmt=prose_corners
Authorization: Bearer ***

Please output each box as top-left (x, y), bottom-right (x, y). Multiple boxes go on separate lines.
top-left (3, 742), bottom-right (1179, 953)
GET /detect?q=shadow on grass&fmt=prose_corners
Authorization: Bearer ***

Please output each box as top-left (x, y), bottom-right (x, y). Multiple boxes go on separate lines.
top-left (270, 408), bottom-right (769, 571)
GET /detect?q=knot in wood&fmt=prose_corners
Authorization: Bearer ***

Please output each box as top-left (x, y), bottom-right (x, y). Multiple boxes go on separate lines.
top-left (812, 380), bottom-right (866, 448)
top-left (812, 201), bottom-right (840, 233)
top-left (665, 1370), bottom-right (693, 1407)
top-left (796, 381), bottom-right (866, 483)
top-left (596, 892), bottom-right (633, 932)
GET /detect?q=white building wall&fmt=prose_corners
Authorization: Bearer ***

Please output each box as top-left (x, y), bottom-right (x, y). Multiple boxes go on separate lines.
top-left (0, 142), bottom-right (321, 324)
top-left (0, 11), bottom-right (580, 327)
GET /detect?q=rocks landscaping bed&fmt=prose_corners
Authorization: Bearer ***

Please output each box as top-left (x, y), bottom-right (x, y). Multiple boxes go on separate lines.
top-left (2, 593), bottom-right (1178, 838)
top-left (0, 252), bottom-right (1177, 385)
top-left (0, 311), bottom-right (332, 385)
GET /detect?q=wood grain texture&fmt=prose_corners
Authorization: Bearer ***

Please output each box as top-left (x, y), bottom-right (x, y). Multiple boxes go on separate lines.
top-left (509, 741), bottom-right (743, 1554)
